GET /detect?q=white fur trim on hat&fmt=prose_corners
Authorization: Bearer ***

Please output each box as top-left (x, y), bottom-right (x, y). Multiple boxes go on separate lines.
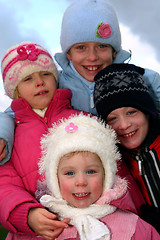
top-left (1, 41), bottom-right (58, 99)
top-left (39, 114), bottom-right (121, 199)
top-left (60, 0), bottom-right (121, 53)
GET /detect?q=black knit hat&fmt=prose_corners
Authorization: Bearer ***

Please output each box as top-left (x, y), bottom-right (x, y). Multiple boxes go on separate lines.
top-left (94, 63), bottom-right (158, 120)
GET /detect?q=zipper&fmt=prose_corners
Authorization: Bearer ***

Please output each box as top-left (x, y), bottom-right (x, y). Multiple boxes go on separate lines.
top-left (90, 92), bottom-right (95, 109)
top-left (135, 153), bottom-right (144, 176)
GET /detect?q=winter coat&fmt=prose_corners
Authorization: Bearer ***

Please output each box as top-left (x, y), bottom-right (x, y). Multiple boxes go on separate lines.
top-left (120, 114), bottom-right (160, 233)
top-left (6, 177), bottom-right (159, 240)
top-left (5, 211), bottom-right (160, 240)
top-left (0, 88), bottom-right (82, 237)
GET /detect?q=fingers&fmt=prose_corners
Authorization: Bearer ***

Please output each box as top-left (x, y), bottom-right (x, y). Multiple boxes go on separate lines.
top-left (0, 140), bottom-right (6, 161)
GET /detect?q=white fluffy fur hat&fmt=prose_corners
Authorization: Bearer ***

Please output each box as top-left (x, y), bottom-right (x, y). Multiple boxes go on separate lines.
top-left (39, 114), bottom-right (121, 199)
top-left (1, 41), bottom-right (58, 99)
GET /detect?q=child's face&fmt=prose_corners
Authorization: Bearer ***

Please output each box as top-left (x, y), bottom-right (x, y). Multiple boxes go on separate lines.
top-left (58, 152), bottom-right (104, 208)
top-left (17, 71), bottom-right (57, 109)
top-left (67, 42), bottom-right (116, 82)
top-left (106, 107), bottom-right (149, 149)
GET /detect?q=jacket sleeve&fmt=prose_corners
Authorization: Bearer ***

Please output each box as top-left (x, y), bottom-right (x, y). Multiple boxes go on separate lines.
top-left (132, 217), bottom-right (160, 239)
top-left (0, 106), bottom-right (15, 164)
top-left (0, 161), bottom-right (43, 235)
top-left (143, 68), bottom-right (160, 112)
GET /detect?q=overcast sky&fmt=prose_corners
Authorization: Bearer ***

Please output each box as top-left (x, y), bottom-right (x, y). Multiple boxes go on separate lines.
top-left (0, 0), bottom-right (160, 111)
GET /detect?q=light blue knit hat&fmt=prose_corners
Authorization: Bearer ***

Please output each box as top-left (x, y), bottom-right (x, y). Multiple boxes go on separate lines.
top-left (60, 0), bottom-right (122, 53)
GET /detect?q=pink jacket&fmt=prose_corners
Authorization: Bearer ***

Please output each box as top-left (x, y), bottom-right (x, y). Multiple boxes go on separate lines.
top-left (0, 89), bottom-right (81, 237)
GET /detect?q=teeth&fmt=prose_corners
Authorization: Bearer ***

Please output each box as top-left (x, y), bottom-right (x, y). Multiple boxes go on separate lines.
top-left (85, 66), bottom-right (99, 71)
top-left (74, 193), bottom-right (88, 197)
top-left (123, 131), bottom-right (135, 137)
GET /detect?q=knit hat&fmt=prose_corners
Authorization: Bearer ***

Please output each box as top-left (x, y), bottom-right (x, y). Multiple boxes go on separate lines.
top-left (39, 114), bottom-right (120, 199)
top-left (94, 63), bottom-right (158, 120)
top-left (1, 41), bottom-right (58, 99)
top-left (60, 0), bottom-right (122, 53)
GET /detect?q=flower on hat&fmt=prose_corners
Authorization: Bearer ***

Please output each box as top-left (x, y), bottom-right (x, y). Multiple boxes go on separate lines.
top-left (17, 44), bottom-right (41, 61)
top-left (65, 122), bottom-right (78, 133)
top-left (96, 22), bottom-right (112, 39)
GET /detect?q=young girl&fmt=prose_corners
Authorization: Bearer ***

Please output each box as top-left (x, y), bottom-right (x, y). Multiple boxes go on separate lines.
top-left (94, 63), bottom-right (160, 233)
top-left (0, 41), bottom-right (85, 239)
top-left (35, 114), bottom-right (159, 239)
top-left (1, 0), bottom-right (160, 164)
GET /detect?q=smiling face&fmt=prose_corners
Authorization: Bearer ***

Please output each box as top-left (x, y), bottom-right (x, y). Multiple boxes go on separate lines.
top-left (57, 151), bottom-right (104, 208)
top-left (67, 41), bottom-right (116, 82)
top-left (106, 107), bottom-right (149, 149)
top-left (16, 71), bottom-right (57, 109)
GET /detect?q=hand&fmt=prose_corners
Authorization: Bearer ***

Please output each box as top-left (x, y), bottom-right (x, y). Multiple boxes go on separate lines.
top-left (28, 208), bottom-right (69, 240)
top-left (0, 139), bottom-right (6, 161)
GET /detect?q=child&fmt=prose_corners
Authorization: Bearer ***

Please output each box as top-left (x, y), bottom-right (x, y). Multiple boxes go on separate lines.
top-left (94, 63), bottom-right (160, 233)
top-left (55, 0), bottom-right (160, 114)
top-left (0, 41), bottom-right (87, 239)
top-left (1, 0), bottom-right (160, 164)
top-left (36, 114), bottom-right (159, 239)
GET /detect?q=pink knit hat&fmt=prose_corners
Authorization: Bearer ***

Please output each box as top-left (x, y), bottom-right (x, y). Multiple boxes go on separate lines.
top-left (1, 41), bottom-right (58, 99)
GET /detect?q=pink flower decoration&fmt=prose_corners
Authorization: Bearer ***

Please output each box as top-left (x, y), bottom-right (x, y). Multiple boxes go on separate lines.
top-left (96, 22), bottom-right (112, 39)
top-left (17, 44), bottom-right (41, 61)
top-left (65, 122), bottom-right (78, 133)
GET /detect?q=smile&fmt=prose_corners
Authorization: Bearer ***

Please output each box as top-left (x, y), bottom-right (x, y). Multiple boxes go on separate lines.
top-left (84, 65), bottom-right (101, 71)
top-left (122, 130), bottom-right (136, 137)
top-left (74, 192), bottom-right (89, 197)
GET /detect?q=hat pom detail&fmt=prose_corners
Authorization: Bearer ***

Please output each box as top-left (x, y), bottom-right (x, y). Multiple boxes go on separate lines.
top-left (96, 22), bottom-right (112, 39)
top-left (17, 44), bottom-right (41, 61)
top-left (65, 122), bottom-right (78, 133)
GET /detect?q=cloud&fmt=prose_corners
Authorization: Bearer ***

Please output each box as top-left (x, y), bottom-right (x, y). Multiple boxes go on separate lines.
top-left (110, 0), bottom-right (160, 62)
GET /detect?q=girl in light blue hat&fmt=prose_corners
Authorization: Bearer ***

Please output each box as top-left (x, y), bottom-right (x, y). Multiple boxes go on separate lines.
top-left (55, 0), bottom-right (160, 115)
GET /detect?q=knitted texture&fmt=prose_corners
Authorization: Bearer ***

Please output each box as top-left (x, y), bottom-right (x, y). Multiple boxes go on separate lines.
top-left (60, 0), bottom-right (121, 52)
top-left (94, 63), bottom-right (157, 119)
top-left (1, 41), bottom-right (58, 99)
top-left (39, 114), bottom-right (121, 199)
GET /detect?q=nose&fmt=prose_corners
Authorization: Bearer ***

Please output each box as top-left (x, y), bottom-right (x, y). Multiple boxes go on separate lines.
top-left (35, 76), bottom-right (44, 87)
top-left (75, 173), bottom-right (87, 187)
top-left (118, 117), bottom-right (131, 130)
top-left (87, 47), bottom-right (98, 61)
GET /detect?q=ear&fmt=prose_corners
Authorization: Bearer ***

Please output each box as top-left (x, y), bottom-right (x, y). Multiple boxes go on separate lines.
top-left (67, 51), bottom-right (72, 60)
top-left (113, 51), bottom-right (117, 59)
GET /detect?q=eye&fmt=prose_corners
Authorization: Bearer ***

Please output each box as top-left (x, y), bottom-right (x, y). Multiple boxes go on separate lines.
top-left (23, 76), bottom-right (32, 82)
top-left (87, 170), bottom-right (96, 174)
top-left (76, 45), bottom-right (85, 50)
top-left (42, 72), bottom-right (51, 76)
top-left (98, 44), bottom-right (109, 49)
top-left (65, 171), bottom-right (74, 176)
top-left (128, 110), bottom-right (137, 115)
top-left (107, 116), bottom-right (117, 122)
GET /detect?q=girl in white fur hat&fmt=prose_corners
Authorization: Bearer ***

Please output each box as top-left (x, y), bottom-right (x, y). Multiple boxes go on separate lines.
top-left (1, 0), bottom-right (160, 165)
top-left (36, 114), bottom-right (159, 240)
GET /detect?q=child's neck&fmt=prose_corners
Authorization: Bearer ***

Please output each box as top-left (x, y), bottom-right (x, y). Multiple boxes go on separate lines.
top-left (32, 107), bottom-right (47, 117)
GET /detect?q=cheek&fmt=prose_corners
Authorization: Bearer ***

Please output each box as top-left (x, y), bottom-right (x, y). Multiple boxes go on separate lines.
top-left (59, 179), bottom-right (72, 198)
top-left (92, 177), bottom-right (103, 192)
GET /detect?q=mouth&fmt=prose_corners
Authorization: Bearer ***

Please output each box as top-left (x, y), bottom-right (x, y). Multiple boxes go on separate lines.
top-left (35, 90), bottom-right (48, 96)
top-left (121, 130), bottom-right (136, 138)
top-left (73, 192), bottom-right (90, 200)
top-left (83, 65), bottom-right (102, 71)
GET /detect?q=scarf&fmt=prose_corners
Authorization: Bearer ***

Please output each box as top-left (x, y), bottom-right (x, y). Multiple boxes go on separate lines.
top-left (40, 176), bottom-right (127, 240)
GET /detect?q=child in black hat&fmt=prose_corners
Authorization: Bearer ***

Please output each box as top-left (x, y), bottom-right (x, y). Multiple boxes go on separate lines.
top-left (94, 63), bottom-right (160, 233)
